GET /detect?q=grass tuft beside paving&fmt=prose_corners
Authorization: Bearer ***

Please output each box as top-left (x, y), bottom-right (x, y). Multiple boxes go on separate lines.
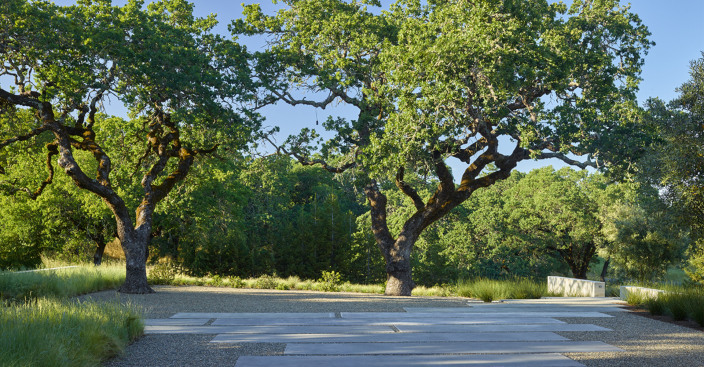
top-left (1, 262), bottom-right (142, 367)
top-left (625, 285), bottom-right (704, 326)
top-left (0, 298), bottom-right (143, 367)
top-left (456, 278), bottom-right (548, 301)
top-left (0, 262), bottom-right (125, 302)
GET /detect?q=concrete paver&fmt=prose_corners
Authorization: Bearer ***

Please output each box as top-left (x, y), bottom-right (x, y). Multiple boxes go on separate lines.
top-left (146, 325), bottom-right (396, 334)
top-left (144, 319), bottom-right (211, 326)
top-left (170, 312), bottom-right (335, 319)
top-left (393, 323), bottom-right (611, 333)
top-left (341, 311), bottom-right (612, 318)
top-left (283, 341), bottom-right (623, 355)
top-left (234, 354), bottom-right (586, 367)
top-left (143, 297), bottom-right (625, 366)
top-left (210, 331), bottom-right (568, 343)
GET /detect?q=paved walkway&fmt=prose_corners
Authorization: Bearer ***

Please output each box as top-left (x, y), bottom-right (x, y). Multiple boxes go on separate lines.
top-left (143, 297), bottom-right (625, 366)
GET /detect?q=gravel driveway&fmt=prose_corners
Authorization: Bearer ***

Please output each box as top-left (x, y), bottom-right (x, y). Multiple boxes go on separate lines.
top-left (79, 286), bottom-right (704, 367)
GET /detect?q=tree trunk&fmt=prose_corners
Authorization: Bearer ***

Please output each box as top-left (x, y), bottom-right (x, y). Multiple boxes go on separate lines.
top-left (381, 231), bottom-right (418, 296)
top-left (113, 208), bottom-right (154, 293)
top-left (384, 255), bottom-right (415, 296)
top-left (118, 231), bottom-right (154, 293)
top-left (93, 239), bottom-right (106, 266)
top-left (600, 257), bottom-right (610, 282)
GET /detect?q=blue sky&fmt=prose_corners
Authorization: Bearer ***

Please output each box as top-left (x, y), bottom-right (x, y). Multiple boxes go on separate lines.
top-left (49, 0), bottom-right (704, 174)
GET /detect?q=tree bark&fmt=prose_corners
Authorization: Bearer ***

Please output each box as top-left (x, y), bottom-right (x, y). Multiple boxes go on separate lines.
top-left (383, 238), bottom-right (416, 296)
top-left (93, 239), bottom-right (106, 266)
top-left (600, 257), bottom-right (610, 282)
top-left (116, 227), bottom-right (154, 294)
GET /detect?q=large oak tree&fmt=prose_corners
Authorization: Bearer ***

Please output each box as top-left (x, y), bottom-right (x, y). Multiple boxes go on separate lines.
top-left (0, 0), bottom-right (257, 293)
top-left (239, 0), bottom-right (652, 295)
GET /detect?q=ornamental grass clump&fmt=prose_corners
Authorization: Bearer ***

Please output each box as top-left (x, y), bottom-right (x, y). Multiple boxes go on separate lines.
top-left (457, 278), bottom-right (546, 302)
top-left (0, 264), bottom-right (125, 303)
top-left (0, 298), bottom-right (143, 366)
top-left (644, 297), bottom-right (665, 316)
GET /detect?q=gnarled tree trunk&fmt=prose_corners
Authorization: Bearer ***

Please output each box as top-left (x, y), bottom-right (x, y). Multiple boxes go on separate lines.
top-left (116, 225), bottom-right (153, 294)
top-left (383, 237), bottom-right (416, 296)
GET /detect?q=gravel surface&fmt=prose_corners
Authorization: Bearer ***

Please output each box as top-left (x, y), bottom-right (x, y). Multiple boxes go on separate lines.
top-left (81, 286), bottom-right (704, 367)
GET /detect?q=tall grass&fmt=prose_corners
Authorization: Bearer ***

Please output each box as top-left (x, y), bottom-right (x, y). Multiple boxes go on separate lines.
top-left (1, 298), bottom-right (143, 367)
top-left (0, 263), bottom-right (125, 302)
top-left (456, 278), bottom-right (546, 302)
top-left (625, 285), bottom-right (704, 326)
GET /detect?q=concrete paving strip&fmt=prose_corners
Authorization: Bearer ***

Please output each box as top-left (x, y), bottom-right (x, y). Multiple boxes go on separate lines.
top-left (394, 323), bottom-right (611, 333)
top-left (284, 341), bottom-right (623, 355)
top-left (210, 331), bottom-right (568, 344)
top-left (144, 318), bottom-right (211, 326)
top-left (234, 354), bottom-right (586, 367)
top-left (500, 297), bottom-right (623, 304)
top-left (211, 316), bottom-right (566, 326)
top-left (405, 306), bottom-right (626, 313)
top-left (341, 312), bottom-right (611, 319)
top-left (170, 312), bottom-right (335, 319)
top-left (145, 325), bottom-right (396, 334)
top-left (211, 318), bottom-right (378, 326)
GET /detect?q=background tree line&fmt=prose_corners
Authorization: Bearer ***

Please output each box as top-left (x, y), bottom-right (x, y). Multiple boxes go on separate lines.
top-left (0, 137), bottom-right (693, 286)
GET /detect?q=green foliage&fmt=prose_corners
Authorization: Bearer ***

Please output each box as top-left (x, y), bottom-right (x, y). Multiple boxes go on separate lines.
top-left (636, 54), bottom-right (704, 285)
top-left (0, 298), bottom-right (143, 366)
top-left (600, 183), bottom-right (687, 282)
top-left (147, 260), bottom-right (178, 285)
top-left (253, 274), bottom-right (279, 289)
top-left (317, 270), bottom-right (342, 292)
top-left (236, 156), bottom-right (363, 279)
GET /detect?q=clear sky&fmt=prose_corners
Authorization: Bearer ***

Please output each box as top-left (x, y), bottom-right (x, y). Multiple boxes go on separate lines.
top-left (49, 0), bottom-right (704, 175)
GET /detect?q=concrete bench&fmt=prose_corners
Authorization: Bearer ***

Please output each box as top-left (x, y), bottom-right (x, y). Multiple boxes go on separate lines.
top-left (619, 286), bottom-right (665, 301)
top-left (547, 276), bottom-right (605, 297)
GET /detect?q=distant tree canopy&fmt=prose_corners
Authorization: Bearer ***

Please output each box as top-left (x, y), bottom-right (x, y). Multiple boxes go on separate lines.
top-left (237, 0), bottom-right (652, 295)
top-left (0, 0), bottom-right (258, 293)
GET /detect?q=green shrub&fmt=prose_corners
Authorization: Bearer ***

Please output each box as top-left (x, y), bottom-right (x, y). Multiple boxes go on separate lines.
top-left (317, 271), bottom-right (342, 292)
top-left (225, 276), bottom-right (245, 288)
top-left (147, 260), bottom-right (177, 285)
top-left (253, 275), bottom-right (278, 289)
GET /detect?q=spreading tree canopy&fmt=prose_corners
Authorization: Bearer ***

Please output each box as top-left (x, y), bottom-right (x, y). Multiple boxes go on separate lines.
top-left (0, 0), bottom-right (257, 293)
top-left (238, 0), bottom-right (652, 295)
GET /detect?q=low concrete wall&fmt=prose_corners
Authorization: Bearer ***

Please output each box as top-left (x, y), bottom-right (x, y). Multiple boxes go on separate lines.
top-left (619, 286), bottom-right (665, 301)
top-left (547, 276), bottom-right (605, 297)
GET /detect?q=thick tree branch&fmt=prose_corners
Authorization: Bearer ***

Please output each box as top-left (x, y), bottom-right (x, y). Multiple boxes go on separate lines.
top-left (434, 152), bottom-right (455, 195)
top-left (395, 166), bottom-right (425, 211)
top-left (263, 134), bottom-right (356, 174)
top-left (364, 180), bottom-right (395, 246)
top-left (0, 124), bottom-right (50, 150)
top-left (0, 87), bottom-right (43, 109)
top-left (534, 151), bottom-right (597, 170)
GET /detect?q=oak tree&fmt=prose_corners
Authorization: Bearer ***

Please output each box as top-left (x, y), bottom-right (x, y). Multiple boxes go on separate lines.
top-left (0, 0), bottom-right (256, 292)
top-left (237, 0), bottom-right (651, 295)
